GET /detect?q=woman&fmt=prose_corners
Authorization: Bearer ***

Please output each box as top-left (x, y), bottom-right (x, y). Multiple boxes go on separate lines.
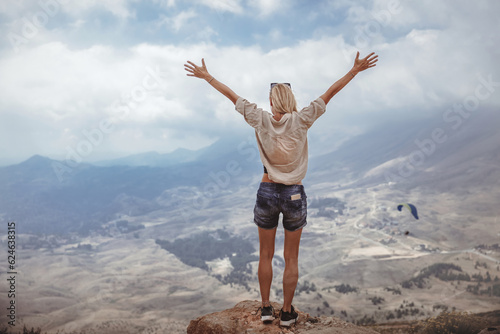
top-left (184, 52), bottom-right (378, 327)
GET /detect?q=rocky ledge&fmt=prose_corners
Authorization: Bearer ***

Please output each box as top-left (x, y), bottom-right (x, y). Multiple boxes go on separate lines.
top-left (187, 300), bottom-right (380, 334)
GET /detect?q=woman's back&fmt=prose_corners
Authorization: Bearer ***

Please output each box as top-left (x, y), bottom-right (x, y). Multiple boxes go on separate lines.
top-left (235, 96), bottom-right (326, 184)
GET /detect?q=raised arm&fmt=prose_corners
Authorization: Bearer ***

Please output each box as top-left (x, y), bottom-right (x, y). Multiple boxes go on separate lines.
top-left (319, 51), bottom-right (378, 105)
top-left (184, 58), bottom-right (240, 105)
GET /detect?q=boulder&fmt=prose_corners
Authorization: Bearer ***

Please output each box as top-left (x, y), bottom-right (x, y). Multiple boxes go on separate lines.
top-left (187, 300), bottom-right (380, 334)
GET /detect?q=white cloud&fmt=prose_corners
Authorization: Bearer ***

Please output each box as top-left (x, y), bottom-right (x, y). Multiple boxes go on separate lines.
top-left (70, 19), bottom-right (86, 29)
top-left (0, 1), bottom-right (499, 164)
top-left (196, 0), bottom-right (243, 14)
top-left (247, 0), bottom-right (284, 16)
top-left (156, 10), bottom-right (197, 32)
top-left (0, 0), bottom-right (134, 19)
top-left (152, 0), bottom-right (177, 8)
top-left (62, 0), bottom-right (134, 19)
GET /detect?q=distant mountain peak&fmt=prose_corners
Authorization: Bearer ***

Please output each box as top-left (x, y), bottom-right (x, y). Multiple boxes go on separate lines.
top-left (20, 154), bottom-right (53, 166)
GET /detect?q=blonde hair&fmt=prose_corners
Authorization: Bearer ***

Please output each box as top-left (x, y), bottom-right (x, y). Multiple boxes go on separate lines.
top-left (270, 83), bottom-right (297, 114)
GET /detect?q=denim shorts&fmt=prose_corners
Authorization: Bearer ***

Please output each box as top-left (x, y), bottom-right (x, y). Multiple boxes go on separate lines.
top-left (253, 182), bottom-right (307, 231)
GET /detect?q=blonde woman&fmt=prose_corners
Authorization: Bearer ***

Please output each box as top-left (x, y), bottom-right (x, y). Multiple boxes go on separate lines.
top-left (184, 52), bottom-right (378, 327)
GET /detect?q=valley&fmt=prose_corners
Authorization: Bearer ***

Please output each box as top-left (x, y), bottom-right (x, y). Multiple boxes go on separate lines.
top-left (1, 110), bottom-right (499, 332)
top-left (2, 178), bottom-right (499, 332)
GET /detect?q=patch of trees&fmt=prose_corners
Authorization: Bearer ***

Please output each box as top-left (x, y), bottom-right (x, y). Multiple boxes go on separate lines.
top-left (433, 304), bottom-right (448, 312)
top-left (355, 315), bottom-right (376, 325)
top-left (155, 229), bottom-right (258, 289)
top-left (494, 284), bottom-right (500, 297)
top-left (309, 196), bottom-right (346, 209)
top-left (476, 243), bottom-right (500, 251)
top-left (315, 208), bottom-right (342, 219)
top-left (309, 197), bottom-right (346, 219)
top-left (0, 326), bottom-right (44, 334)
top-left (216, 270), bottom-right (254, 291)
top-left (368, 296), bottom-right (385, 305)
top-left (385, 301), bottom-right (422, 320)
top-left (385, 307), bottom-right (421, 320)
top-left (402, 263), bottom-right (470, 289)
top-left (384, 287), bottom-right (402, 295)
top-left (467, 283), bottom-right (500, 297)
top-left (402, 263), bottom-right (500, 298)
top-left (295, 280), bottom-right (317, 295)
top-left (334, 283), bottom-right (358, 294)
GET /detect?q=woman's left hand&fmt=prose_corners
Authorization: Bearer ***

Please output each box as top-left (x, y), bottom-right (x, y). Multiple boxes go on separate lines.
top-left (184, 58), bottom-right (211, 81)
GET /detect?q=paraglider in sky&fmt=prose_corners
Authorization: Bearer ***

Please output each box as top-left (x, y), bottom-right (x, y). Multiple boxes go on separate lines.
top-left (397, 203), bottom-right (419, 220)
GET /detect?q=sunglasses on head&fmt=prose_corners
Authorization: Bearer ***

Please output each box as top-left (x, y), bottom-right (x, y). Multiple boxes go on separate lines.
top-left (270, 82), bottom-right (291, 90)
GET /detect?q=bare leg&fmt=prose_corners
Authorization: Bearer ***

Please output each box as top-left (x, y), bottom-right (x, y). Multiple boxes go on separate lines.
top-left (282, 227), bottom-right (302, 312)
top-left (258, 227), bottom-right (277, 307)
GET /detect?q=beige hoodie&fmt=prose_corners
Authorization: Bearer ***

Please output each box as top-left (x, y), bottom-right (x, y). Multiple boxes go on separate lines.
top-left (235, 97), bottom-right (326, 185)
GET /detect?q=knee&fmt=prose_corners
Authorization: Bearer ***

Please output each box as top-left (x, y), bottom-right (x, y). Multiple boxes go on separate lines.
top-left (260, 248), bottom-right (274, 261)
top-left (283, 251), bottom-right (299, 265)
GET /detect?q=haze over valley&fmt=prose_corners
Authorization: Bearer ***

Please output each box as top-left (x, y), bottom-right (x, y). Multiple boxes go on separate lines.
top-left (1, 109), bottom-right (499, 332)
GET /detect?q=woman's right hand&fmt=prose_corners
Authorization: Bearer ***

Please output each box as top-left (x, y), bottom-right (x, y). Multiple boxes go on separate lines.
top-left (184, 58), bottom-right (212, 81)
top-left (352, 52), bottom-right (378, 75)
top-left (184, 57), bottom-right (239, 104)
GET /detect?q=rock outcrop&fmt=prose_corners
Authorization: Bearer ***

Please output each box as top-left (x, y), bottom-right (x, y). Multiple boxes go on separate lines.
top-left (187, 300), bottom-right (380, 334)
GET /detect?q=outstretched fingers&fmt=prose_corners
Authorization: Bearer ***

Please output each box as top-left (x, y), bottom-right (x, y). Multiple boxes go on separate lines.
top-left (363, 52), bottom-right (375, 60)
top-left (184, 59), bottom-right (209, 79)
top-left (368, 56), bottom-right (378, 67)
top-left (363, 53), bottom-right (378, 68)
top-left (184, 61), bottom-right (197, 69)
top-left (184, 61), bottom-right (198, 76)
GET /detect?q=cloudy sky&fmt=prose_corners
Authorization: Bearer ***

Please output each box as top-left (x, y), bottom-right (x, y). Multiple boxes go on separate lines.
top-left (0, 0), bottom-right (498, 165)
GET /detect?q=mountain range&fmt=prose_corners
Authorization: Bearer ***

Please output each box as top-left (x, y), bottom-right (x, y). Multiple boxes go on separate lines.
top-left (1, 109), bottom-right (499, 235)
top-left (1, 108), bottom-right (499, 332)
